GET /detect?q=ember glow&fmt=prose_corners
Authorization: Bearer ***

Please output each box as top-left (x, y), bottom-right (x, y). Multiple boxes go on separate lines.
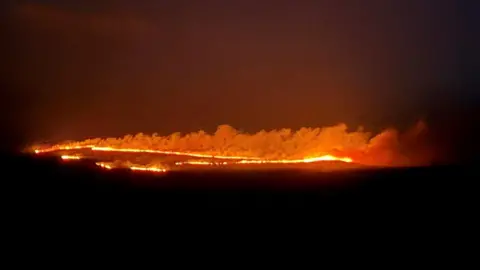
top-left (32, 122), bottom-right (429, 173)
top-left (96, 162), bottom-right (113, 170)
top-left (95, 162), bottom-right (167, 173)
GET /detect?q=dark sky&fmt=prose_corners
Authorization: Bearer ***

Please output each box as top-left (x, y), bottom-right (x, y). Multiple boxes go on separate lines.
top-left (1, 0), bottom-right (479, 151)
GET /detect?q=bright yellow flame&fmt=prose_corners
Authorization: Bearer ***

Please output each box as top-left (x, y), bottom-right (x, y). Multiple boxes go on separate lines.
top-left (61, 155), bottom-right (82, 160)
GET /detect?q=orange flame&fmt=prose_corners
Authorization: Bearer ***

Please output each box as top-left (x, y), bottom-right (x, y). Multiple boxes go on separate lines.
top-left (36, 146), bottom-right (353, 165)
top-left (31, 121), bottom-right (429, 168)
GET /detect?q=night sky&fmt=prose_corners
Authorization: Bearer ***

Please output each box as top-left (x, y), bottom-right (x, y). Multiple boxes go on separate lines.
top-left (1, 0), bottom-right (479, 155)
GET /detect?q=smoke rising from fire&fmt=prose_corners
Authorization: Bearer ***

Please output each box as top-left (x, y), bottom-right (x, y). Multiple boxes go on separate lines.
top-left (36, 121), bottom-right (431, 167)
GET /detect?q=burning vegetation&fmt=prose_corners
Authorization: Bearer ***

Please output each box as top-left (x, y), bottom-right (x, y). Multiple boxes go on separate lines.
top-left (31, 121), bottom-right (431, 173)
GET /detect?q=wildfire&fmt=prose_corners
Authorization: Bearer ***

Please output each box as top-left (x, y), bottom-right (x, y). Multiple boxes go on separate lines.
top-left (54, 147), bottom-right (353, 173)
top-left (52, 146), bottom-right (354, 166)
top-left (56, 148), bottom-right (352, 173)
top-left (31, 121), bottom-right (429, 171)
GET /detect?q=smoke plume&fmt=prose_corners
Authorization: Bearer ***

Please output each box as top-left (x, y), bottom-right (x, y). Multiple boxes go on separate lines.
top-left (43, 121), bottom-right (430, 167)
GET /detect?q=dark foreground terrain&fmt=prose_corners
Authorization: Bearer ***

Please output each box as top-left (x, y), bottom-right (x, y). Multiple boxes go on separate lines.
top-left (4, 152), bottom-right (477, 214)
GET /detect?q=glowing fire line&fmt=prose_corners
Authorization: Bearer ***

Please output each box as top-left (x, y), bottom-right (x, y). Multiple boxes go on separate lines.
top-left (35, 145), bottom-right (262, 160)
top-left (34, 145), bottom-right (352, 162)
top-left (95, 162), bottom-right (167, 173)
top-left (35, 145), bottom-right (354, 174)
